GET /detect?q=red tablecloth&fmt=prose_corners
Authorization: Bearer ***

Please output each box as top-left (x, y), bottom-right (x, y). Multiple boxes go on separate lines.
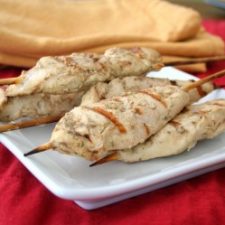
top-left (0, 20), bottom-right (225, 225)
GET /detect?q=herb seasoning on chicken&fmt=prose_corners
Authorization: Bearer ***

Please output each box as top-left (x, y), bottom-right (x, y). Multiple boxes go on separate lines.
top-left (106, 100), bottom-right (225, 163)
top-left (6, 47), bottom-right (162, 96)
top-left (50, 85), bottom-right (190, 159)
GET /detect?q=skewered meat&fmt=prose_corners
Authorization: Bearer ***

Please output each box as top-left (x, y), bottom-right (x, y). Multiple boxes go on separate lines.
top-left (114, 99), bottom-right (225, 162)
top-left (6, 48), bottom-right (162, 97)
top-left (0, 76), bottom-right (213, 122)
top-left (0, 88), bottom-right (83, 122)
top-left (24, 69), bottom-right (225, 160)
top-left (0, 78), bottom-right (187, 122)
top-left (50, 85), bottom-right (190, 159)
top-left (81, 76), bottom-right (214, 105)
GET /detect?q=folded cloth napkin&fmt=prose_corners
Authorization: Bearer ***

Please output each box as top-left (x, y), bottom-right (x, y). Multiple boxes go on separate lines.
top-left (0, 0), bottom-right (224, 68)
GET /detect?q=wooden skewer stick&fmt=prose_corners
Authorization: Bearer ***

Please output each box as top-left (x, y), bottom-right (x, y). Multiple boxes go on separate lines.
top-left (89, 153), bottom-right (118, 167)
top-left (165, 55), bottom-right (225, 66)
top-left (24, 68), bottom-right (225, 158)
top-left (0, 76), bottom-right (22, 85)
top-left (0, 113), bottom-right (64, 133)
top-left (90, 153), bottom-right (118, 167)
top-left (182, 69), bottom-right (225, 92)
top-left (24, 142), bottom-right (52, 157)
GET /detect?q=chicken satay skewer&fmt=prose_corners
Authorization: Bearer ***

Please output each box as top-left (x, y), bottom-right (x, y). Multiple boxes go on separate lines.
top-left (91, 99), bottom-right (225, 166)
top-left (23, 69), bottom-right (225, 157)
top-left (0, 77), bottom-right (214, 132)
top-left (1, 55), bottom-right (225, 86)
top-left (3, 47), bottom-right (163, 96)
top-left (90, 69), bottom-right (225, 166)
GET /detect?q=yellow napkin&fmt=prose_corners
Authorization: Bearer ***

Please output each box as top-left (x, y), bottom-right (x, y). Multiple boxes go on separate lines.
top-left (162, 55), bottom-right (207, 73)
top-left (0, 0), bottom-right (224, 68)
top-left (175, 63), bottom-right (207, 73)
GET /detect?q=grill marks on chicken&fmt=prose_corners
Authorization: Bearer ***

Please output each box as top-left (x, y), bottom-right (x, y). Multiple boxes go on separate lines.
top-left (138, 90), bottom-right (167, 108)
top-left (112, 100), bottom-right (225, 162)
top-left (22, 69), bottom-right (225, 162)
top-left (0, 75), bottom-right (214, 122)
top-left (81, 76), bottom-right (214, 106)
top-left (50, 85), bottom-right (190, 159)
top-left (5, 48), bottom-right (162, 97)
top-left (0, 47), bottom-right (164, 122)
top-left (88, 106), bottom-right (127, 133)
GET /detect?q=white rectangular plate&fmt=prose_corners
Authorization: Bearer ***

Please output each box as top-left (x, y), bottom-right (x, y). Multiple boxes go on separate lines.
top-left (1, 67), bottom-right (225, 210)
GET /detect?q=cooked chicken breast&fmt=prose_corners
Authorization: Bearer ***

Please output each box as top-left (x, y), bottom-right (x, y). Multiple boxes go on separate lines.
top-left (81, 76), bottom-right (214, 105)
top-left (6, 48), bottom-right (162, 97)
top-left (50, 85), bottom-right (190, 159)
top-left (0, 90), bottom-right (83, 122)
top-left (0, 77), bottom-right (184, 121)
top-left (1, 76), bottom-right (212, 122)
top-left (115, 99), bottom-right (225, 162)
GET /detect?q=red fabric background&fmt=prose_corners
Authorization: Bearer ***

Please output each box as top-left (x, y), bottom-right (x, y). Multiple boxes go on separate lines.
top-left (0, 20), bottom-right (225, 225)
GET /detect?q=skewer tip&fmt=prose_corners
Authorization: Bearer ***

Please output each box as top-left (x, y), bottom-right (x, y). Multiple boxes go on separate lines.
top-left (24, 142), bottom-right (52, 157)
top-left (24, 149), bottom-right (40, 157)
top-left (89, 152), bottom-right (118, 167)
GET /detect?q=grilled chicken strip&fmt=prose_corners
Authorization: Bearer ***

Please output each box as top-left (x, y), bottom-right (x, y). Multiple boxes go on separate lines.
top-left (6, 48), bottom-right (162, 97)
top-left (81, 76), bottom-right (214, 105)
top-left (0, 76), bottom-right (213, 122)
top-left (114, 99), bottom-right (225, 162)
top-left (0, 88), bottom-right (83, 122)
top-left (50, 85), bottom-right (190, 159)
